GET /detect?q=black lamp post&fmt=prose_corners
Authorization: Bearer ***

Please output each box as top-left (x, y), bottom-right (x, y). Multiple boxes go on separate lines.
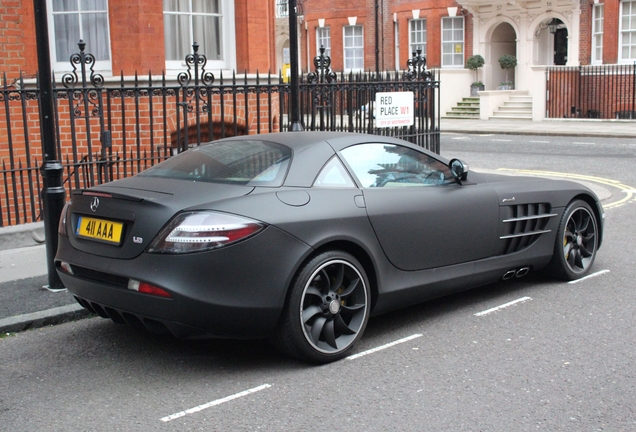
top-left (33, 0), bottom-right (65, 290)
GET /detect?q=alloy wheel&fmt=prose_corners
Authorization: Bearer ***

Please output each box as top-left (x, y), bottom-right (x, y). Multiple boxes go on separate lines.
top-left (300, 259), bottom-right (368, 354)
top-left (562, 206), bottom-right (597, 274)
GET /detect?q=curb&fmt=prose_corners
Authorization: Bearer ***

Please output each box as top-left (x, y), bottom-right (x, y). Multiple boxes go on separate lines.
top-left (441, 128), bottom-right (636, 139)
top-left (0, 222), bottom-right (45, 252)
top-left (0, 304), bottom-right (92, 334)
top-left (439, 118), bottom-right (636, 139)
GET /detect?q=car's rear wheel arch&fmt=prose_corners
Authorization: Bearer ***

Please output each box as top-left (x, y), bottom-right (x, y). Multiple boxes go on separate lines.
top-left (271, 245), bottom-right (374, 362)
top-left (311, 241), bottom-right (379, 311)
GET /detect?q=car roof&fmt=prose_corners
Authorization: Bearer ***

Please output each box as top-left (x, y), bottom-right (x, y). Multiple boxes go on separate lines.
top-left (210, 131), bottom-right (444, 187)
top-left (213, 131), bottom-right (351, 151)
top-left (214, 131), bottom-right (431, 152)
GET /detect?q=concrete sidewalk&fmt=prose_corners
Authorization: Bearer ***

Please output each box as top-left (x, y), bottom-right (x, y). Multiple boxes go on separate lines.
top-left (0, 230), bottom-right (90, 334)
top-left (441, 117), bottom-right (636, 138)
top-left (0, 118), bottom-right (633, 335)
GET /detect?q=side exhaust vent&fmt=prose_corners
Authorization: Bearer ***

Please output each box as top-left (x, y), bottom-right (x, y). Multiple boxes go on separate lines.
top-left (502, 270), bottom-right (517, 280)
top-left (502, 267), bottom-right (531, 280)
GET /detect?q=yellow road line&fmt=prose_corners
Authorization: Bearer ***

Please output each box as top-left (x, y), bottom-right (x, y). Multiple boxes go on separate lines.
top-left (497, 169), bottom-right (636, 209)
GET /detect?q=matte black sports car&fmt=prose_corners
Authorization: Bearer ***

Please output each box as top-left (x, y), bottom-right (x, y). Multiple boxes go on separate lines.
top-left (56, 132), bottom-right (604, 363)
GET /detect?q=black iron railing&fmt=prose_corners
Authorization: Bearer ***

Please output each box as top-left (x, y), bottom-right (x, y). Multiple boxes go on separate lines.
top-left (546, 63), bottom-right (636, 119)
top-left (0, 43), bottom-right (439, 227)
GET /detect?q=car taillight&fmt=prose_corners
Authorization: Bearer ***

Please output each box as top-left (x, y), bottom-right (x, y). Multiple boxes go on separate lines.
top-left (127, 279), bottom-right (172, 298)
top-left (147, 211), bottom-right (265, 254)
top-left (59, 261), bottom-right (74, 275)
top-left (58, 201), bottom-right (71, 237)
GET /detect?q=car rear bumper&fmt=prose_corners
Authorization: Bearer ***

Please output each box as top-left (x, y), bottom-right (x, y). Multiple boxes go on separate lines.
top-left (55, 226), bottom-right (312, 339)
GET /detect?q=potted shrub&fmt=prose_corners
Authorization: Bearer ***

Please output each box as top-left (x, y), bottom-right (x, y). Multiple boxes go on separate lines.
top-left (498, 54), bottom-right (517, 90)
top-left (466, 54), bottom-right (485, 96)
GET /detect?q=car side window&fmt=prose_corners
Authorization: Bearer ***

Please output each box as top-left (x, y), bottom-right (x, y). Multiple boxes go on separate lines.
top-left (340, 143), bottom-right (453, 188)
top-left (313, 156), bottom-right (356, 188)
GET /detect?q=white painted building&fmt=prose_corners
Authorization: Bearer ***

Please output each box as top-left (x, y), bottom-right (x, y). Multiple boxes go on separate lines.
top-left (454, 0), bottom-right (584, 120)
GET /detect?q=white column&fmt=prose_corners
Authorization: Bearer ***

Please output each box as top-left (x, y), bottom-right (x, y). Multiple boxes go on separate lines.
top-left (567, 8), bottom-right (581, 65)
top-left (516, 13), bottom-right (528, 91)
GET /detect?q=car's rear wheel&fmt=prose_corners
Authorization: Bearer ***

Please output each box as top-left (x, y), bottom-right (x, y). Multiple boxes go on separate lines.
top-left (271, 251), bottom-right (370, 363)
top-left (548, 199), bottom-right (599, 281)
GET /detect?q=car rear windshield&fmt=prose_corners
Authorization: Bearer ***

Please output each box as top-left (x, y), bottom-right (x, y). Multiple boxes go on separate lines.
top-left (138, 140), bottom-right (291, 187)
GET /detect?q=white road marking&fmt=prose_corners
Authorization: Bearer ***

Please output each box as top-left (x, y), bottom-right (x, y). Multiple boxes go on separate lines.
top-left (529, 140), bottom-right (550, 143)
top-left (568, 269), bottom-right (610, 284)
top-left (491, 139), bottom-right (512, 142)
top-left (160, 384), bottom-right (272, 422)
top-left (474, 297), bottom-right (532, 317)
top-left (346, 334), bottom-right (423, 360)
top-left (572, 142), bottom-right (596, 145)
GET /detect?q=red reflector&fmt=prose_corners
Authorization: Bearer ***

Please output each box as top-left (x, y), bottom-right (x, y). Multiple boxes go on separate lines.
top-left (138, 282), bottom-right (172, 298)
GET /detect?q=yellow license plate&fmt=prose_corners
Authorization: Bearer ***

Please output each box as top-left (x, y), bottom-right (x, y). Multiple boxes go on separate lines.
top-left (76, 216), bottom-right (124, 244)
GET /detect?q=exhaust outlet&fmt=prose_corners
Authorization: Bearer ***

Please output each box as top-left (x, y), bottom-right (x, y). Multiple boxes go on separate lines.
top-left (502, 270), bottom-right (516, 280)
top-left (516, 267), bottom-right (530, 278)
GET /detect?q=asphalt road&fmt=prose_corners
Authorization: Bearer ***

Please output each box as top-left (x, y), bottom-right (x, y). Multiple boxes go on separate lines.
top-left (1, 133), bottom-right (635, 431)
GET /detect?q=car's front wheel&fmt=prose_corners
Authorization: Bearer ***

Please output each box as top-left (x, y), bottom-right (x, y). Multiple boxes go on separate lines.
top-left (548, 199), bottom-right (599, 281)
top-left (272, 251), bottom-right (370, 363)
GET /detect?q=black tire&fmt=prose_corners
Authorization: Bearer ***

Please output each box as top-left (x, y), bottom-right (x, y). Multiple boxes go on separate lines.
top-left (548, 199), bottom-right (599, 281)
top-left (271, 250), bottom-right (371, 364)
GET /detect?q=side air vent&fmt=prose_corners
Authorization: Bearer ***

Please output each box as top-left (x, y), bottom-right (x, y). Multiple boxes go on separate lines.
top-left (500, 203), bottom-right (557, 254)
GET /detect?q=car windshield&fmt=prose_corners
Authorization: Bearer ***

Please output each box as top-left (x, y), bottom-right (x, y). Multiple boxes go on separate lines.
top-left (138, 139), bottom-right (292, 187)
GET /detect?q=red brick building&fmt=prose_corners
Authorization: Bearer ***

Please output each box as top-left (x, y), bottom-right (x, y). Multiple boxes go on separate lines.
top-left (0, 0), bottom-right (278, 80)
top-left (580, 0), bottom-right (635, 66)
top-left (296, 0), bottom-right (471, 73)
top-left (0, 0), bottom-right (282, 226)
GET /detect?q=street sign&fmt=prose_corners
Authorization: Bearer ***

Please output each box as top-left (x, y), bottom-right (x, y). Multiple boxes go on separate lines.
top-left (375, 92), bottom-right (414, 128)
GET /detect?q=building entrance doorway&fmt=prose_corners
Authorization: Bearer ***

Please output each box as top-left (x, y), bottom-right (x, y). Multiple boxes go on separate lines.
top-left (490, 22), bottom-right (517, 89)
top-left (554, 27), bottom-right (568, 65)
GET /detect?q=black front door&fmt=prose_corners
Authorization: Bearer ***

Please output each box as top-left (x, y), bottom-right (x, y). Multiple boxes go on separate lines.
top-left (554, 28), bottom-right (568, 65)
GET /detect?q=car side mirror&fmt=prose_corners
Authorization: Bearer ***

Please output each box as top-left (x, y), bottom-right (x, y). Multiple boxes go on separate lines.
top-left (449, 159), bottom-right (469, 184)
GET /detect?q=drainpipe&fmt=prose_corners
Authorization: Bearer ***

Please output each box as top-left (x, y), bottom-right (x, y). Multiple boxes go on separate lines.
top-left (375, 0), bottom-right (380, 74)
top-left (288, 0), bottom-right (304, 131)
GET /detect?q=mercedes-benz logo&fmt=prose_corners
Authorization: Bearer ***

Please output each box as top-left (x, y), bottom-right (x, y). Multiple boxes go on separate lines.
top-left (90, 197), bottom-right (100, 212)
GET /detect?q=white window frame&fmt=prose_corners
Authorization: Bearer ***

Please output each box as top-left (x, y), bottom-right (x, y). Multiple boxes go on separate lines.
top-left (409, 19), bottom-right (427, 58)
top-left (592, 4), bottom-right (604, 64)
top-left (441, 16), bottom-right (464, 68)
top-left (163, 0), bottom-right (236, 71)
top-left (47, 0), bottom-right (113, 73)
top-left (619, 0), bottom-right (636, 63)
top-left (316, 26), bottom-right (331, 58)
top-left (343, 25), bottom-right (364, 72)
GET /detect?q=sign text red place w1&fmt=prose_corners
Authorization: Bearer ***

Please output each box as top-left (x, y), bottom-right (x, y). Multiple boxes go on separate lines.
top-left (375, 92), bottom-right (414, 128)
